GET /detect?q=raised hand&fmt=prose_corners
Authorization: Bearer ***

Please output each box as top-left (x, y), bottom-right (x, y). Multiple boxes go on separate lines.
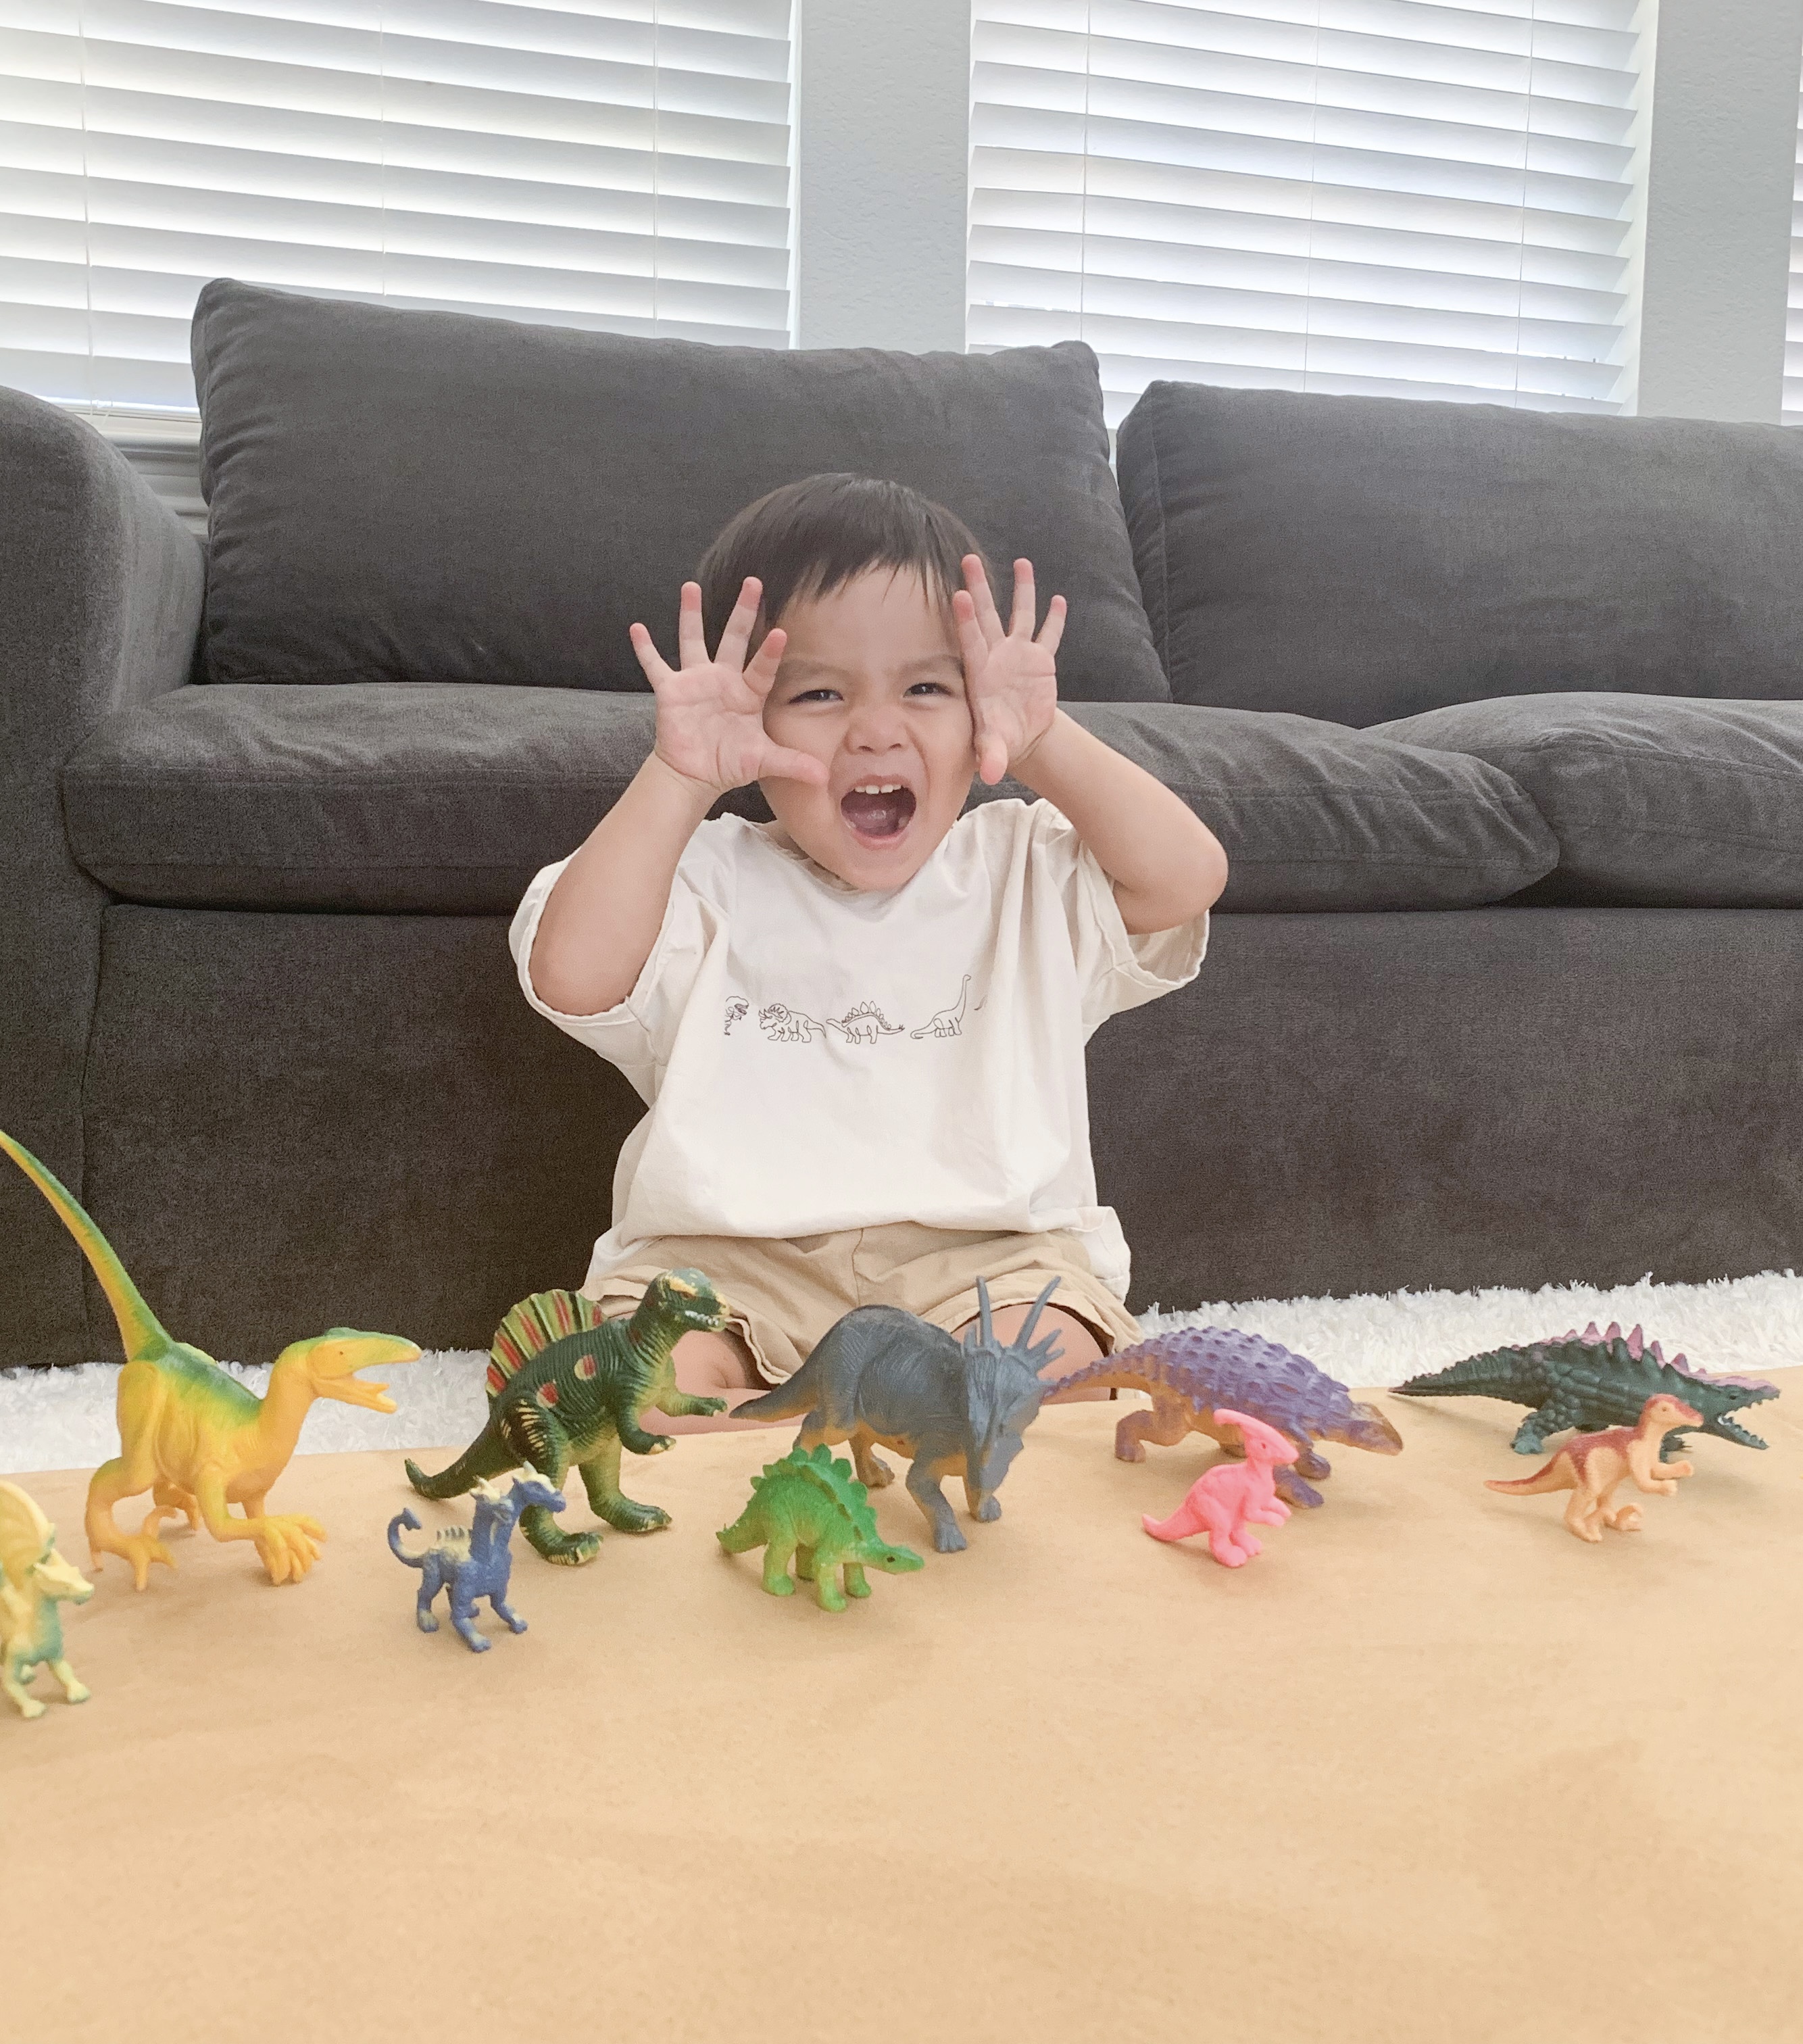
top-left (630, 577), bottom-right (828, 796)
top-left (952, 556), bottom-right (1066, 785)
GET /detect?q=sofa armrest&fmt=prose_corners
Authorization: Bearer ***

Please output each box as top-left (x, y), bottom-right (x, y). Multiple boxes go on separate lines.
top-left (0, 387), bottom-right (205, 1364)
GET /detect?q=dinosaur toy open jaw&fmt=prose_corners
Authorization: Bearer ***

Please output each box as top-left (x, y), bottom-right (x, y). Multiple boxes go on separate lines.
top-left (839, 778), bottom-right (917, 848)
top-left (1712, 1411), bottom-right (1771, 1449)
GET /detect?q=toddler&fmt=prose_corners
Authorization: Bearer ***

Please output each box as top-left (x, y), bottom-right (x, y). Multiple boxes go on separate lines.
top-left (512, 474), bottom-right (1227, 1424)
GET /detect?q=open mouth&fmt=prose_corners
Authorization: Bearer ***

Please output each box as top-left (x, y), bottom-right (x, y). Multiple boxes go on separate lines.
top-left (840, 780), bottom-right (917, 842)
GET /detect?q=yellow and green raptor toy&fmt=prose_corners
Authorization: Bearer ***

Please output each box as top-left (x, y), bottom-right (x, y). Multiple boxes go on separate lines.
top-left (0, 1130), bottom-right (418, 1588)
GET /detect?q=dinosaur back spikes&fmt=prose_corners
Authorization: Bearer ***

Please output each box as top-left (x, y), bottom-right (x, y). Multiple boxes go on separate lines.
top-left (749, 1443), bottom-right (881, 1543)
top-left (487, 1289), bottom-right (604, 1395)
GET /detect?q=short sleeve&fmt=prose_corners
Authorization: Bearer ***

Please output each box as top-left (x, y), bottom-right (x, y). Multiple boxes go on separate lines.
top-left (508, 849), bottom-right (726, 1104)
top-left (1029, 802), bottom-right (1210, 1038)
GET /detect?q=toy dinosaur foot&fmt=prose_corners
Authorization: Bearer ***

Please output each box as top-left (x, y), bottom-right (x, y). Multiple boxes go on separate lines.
top-left (931, 1523), bottom-right (968, 1555)
top-left (1273, 1471), bottom-right (1325, 1511)
top-left (95, 1531), bottom-right (177, 1590)
top-left (1607, 1505), bottom-right (1644, 1532)
top-left (852, 1449), bottom-right (894, 1488)
top-left (597, 1499), bottom-right (673, 1535)
top-left (253, 1513), bottom-right (327, 1585)
top-left (530, 1526), bottom-right (605, 1567)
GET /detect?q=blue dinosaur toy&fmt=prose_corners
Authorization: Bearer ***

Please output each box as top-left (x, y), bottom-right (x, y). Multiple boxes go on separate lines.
top-left (387, 1471), bottom-right (564, 1653)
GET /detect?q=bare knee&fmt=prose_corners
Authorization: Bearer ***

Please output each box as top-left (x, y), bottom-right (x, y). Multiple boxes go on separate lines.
top-left (670, 1327), bottom-right (761, 1394)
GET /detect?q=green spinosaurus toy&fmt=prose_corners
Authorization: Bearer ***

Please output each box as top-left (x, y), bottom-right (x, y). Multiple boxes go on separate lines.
top-left (717, 1444), bottom-right (924, 1611)
top-left (405, 1272), bottom-right (729, 1563)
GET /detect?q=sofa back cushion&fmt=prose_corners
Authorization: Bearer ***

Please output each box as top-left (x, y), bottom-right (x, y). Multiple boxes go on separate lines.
top-left (191, 280), bottom-right (1168, 703)
top-left (1116, 381), bottom-right (1803, 725)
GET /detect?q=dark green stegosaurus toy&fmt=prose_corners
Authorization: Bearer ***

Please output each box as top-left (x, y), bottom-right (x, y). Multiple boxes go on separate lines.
top-left (718, 1444), bottom-right (924, 1611)
top-left (1395, 1319), bottom-right (1779, 1461)
top-left (405, 1269), bottom-right (729, 1563)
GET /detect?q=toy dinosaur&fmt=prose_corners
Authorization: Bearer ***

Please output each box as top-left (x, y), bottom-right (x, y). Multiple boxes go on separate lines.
top-left (1484, 1393), bottom-right (1702, 1542)
top-left (404, 1271), bottom-right (729, 1564)
top-left (389, 1471), bottom-right (566, 1651)
top-left (0, 1480), bottom-right (93, 1720)
top-left (1395, 1320), bottom-right (1777, 1459)
top-left (1141, 1409), bottom-right (1298, 1568)
top-left (717, 1444), bottom-right (924, 1610)
top-left (733, 1277), bottom-right (1060, 1553)
top-left (1052, 1325), bottom-right (1404, 1509)
top-left (0, 1129), bottom-right (418, 1589)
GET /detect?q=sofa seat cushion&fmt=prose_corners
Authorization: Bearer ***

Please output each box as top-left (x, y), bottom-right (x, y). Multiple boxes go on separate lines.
top-left (63, 683), bottom-right (665, 913)
top-left (1370, 695), bottom-right (1803, 908)
top-left (63, 687), bottom-right (1557, 915)
top-left (191, 278), bottom-right (1168, 704)
top-left (1117, 381), bottom-right (1803, 725)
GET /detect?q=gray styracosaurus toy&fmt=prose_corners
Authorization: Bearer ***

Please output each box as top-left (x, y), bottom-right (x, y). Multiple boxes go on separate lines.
top-left (733, 1278), bottom-right (1062, 1553)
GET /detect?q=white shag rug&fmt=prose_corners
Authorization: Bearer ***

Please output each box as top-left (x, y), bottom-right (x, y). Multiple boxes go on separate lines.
top-left (2, 1266), bottom-right (1798, 1479)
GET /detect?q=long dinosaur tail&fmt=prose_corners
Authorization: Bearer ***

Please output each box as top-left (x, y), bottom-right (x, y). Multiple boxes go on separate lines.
top-left (0, 1128), bottom-right (172, 1362)
top-left (387, 1510), bottom-right (428, 1565)
top-left (731, 1371), bottom-right (818, 1426)
top-left (404, 1438), bottom-right (510, 1501)
top-left (1485, 1457), bottom-right (1566, 1495)
top-left (1394, 1350), bottom-right (1534, 1401)
top-left (1039, 1357), bottom-right (1138, 1396)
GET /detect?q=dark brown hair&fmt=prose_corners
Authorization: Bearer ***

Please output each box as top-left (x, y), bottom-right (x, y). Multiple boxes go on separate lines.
top-left (697, 473), bottom-right (992, 650)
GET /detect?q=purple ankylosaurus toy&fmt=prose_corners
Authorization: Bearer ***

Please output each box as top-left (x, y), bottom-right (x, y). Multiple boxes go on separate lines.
top-left (1054, 1325), bottom-right (1404, 1508)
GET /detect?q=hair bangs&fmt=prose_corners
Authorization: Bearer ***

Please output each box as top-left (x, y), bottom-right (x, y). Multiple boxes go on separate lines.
top-left (697, 474), bottom-right (992, 650)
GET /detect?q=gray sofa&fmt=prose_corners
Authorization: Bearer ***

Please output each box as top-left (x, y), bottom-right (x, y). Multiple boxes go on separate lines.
top-left (5, 279), bottom-right (1803, 1371)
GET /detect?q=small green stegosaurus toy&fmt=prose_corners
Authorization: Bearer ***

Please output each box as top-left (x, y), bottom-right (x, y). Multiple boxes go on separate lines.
top-left (717, 1444), bottom-right (924, 1611)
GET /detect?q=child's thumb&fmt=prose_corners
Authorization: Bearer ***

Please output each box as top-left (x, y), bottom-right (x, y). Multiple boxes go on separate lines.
top-left (762, 746), bottom-right (830, 787)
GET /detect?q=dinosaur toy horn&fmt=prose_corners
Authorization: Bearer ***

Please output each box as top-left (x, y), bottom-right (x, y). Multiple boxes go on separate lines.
top-left (977, 1275), bottom-right (994, 1351)
top-left (0, 1129), bottom-right (173, 1365)
top-left (1014, 1276), bottom-right (1062, 1351)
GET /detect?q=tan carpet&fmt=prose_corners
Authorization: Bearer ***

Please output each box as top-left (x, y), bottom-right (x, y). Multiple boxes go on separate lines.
top-left (8, 1376), bottom-right (1800, 2043)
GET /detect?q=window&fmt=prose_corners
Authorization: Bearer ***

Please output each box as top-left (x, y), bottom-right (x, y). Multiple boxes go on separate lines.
top-left (1774, 57), bottom-right (1790, 429)
top-left (0, 0), bottom-right (793, 419)
top-left (970, 0), bottom-right (1647, 425)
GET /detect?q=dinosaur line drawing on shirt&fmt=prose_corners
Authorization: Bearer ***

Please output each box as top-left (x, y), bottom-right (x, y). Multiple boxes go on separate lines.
top-left (734, 982), bottom-right (977, 1046)
top-left (910, 975), bottom-right (970, 1040)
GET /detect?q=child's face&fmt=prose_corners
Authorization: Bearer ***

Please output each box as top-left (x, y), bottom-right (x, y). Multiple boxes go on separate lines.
top-left (759, 568), bottom-right (977, 891)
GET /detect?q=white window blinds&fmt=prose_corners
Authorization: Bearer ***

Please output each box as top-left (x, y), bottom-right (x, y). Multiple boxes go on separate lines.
top-left (970, 0), bottom-right (1646, 426)
top-left (1787, 62), bottom-right (1803, 429)
top-left (0, 0), bottom-right (793, 418)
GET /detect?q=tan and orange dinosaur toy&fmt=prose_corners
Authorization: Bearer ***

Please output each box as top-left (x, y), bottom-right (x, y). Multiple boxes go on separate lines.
top-left (1, 1129), bottom-right (418, 1588)
top-left (1484, 1392), bottom-right (1702, 1542)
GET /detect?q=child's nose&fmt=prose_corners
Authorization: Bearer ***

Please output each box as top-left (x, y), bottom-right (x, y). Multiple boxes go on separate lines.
top-left (846, 705), bottom-right (907, 749)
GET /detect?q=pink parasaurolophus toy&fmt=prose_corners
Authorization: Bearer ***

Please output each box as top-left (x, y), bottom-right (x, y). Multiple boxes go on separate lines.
top-left (1141, 1409), bottom-right (1298, 1568)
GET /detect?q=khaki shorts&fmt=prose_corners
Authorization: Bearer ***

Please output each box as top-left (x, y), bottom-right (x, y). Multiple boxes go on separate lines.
top-left (584, 1221), bottom-right (1142, 1385)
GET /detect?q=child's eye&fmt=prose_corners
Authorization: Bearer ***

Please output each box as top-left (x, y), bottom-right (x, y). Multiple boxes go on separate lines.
top-left (789, 687), bottom-right (841, 704)
top-left (906, 681), bottom-right (952, 697)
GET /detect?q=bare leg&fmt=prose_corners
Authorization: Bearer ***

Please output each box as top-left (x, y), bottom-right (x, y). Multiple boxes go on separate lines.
top-left (951, 1303), bottom-right (1108, 1401)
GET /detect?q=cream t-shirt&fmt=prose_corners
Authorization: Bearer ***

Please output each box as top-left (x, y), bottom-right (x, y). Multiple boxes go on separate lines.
top-left (508, 798), bottom-right (1209, 1301)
